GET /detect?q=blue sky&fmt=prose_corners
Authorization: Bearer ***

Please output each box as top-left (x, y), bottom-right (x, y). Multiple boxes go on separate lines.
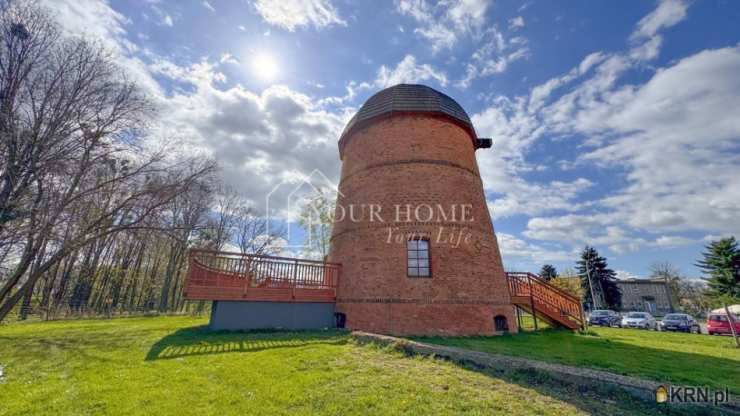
top-left (43, 0), bottom-right (740, 279)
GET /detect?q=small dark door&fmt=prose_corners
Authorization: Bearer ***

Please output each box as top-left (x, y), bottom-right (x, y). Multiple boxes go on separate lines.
top-left (494, 315), bottom-right (508, 332)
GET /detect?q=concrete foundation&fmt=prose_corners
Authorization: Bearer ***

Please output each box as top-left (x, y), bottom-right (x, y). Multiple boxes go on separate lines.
top-left (209, 301), bottom-right (336, 331)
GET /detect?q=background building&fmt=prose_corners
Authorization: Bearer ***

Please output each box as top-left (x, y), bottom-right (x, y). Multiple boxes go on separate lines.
top-left (616, 278), bottom-right (673, 315)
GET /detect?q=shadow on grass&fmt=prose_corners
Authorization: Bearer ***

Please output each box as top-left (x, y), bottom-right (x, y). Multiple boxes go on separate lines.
top-left (145, 326), bottom-right (348, 361)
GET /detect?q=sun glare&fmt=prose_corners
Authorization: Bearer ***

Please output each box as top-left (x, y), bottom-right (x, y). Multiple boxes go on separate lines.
top-left (251, 53), bottom-right (279, 80)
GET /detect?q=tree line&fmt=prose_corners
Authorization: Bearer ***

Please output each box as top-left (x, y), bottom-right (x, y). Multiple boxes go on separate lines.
top-left (0, 2), bottom-right (281, 322)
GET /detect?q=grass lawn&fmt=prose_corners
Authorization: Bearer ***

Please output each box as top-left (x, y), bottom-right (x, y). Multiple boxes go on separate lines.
top-left (415, 326), bottom-right (740, 394)
top-left (0, 316), bottom-right (703, 415)
top-left (516, 312), bottom-right (551, 330)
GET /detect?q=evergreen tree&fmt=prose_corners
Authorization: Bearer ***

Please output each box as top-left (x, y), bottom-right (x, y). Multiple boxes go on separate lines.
top-left (577, 246), bottom-right (621, 310)
top-left (696, 237), bottom-right (740, 300)
top-left (539, 264), bottom-right (558, 281)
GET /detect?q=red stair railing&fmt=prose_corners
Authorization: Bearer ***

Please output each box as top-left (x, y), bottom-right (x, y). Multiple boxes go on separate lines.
top-left (507, 272), bottom-right (584, 329)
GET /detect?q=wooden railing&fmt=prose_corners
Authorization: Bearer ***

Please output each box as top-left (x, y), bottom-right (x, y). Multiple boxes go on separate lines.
top-left (184, 249), bottom-right (340, 302)
top-left (507, 272), bottom-right (584, 329)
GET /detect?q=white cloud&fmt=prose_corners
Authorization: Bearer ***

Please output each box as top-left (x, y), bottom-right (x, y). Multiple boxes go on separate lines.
top-left (615, 270), bottom-right (639, 280)
top-left (202, 1), bottom-right (216, 12)
top-left (39, 0), bottom-right (734, 274)
top-left (317, 80), bottom-right (372, 106)
top-left (497, 233), bottom-right (575, 268)
top-left (41, 0), bottom-right (163, 96)
top-left (523, 214), bottom-right (613, 244)
top-left (586, 46), bottom-right (740, 235)
top-left (150, 61), bottom-right (349, 213)
top-left (161, 14), bottom-right (173, 27)
top-left (478, 0), bottom-right (730, 259)
top-left (528, 52), bottom-right (606, 112)
top-left (631, 0), bottom-right (688, 41)
top-left (628, 0), bottom-right (688, 62)
top-left (471, 95), bottom-right (594, 220)
top-left (252, 0), bottom-right (346, 31)
top-left (395, 0), bottom-right (490, 52)
top-left (42, 0), bottom-right (351, 218)
top-left (147, 4), bottom-right (175, 27)
top-left (219, 53), bottom-right (239, 65)
top-left (486, 178), bottom-right (593, 220)
top-left (509, 16), bottom-right (525, 30)
top-left (500, 43), bottom-right (740, 255)
top-left (453, 0), bottom-right (722, 264)
top-left (702, 234), bottom-right (734, 243)
top-left (395, 1), bottom-right (524, 84)
top-left (375, 55), bottom-right (448, 87)
top-left (521, 215), bottom-right (669, 255)
top-left (415, 24), bottom-right (457, 51)
top-left (654, 235), bottom-right (695, 247)
top-left (455, 29), bottom-right (529, 88)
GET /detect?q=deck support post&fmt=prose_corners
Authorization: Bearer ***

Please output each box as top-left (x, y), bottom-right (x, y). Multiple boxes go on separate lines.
top-left (515, 305), bottom-right (522, 330)
top-left (528, 276), bottom-right (538, 330)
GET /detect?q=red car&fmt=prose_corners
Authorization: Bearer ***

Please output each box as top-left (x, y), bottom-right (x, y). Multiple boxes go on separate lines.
top-left (707, 313), bottom-right (740, 335)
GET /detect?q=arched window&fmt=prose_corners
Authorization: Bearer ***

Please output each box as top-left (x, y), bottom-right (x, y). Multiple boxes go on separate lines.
top-left (407, 238), bottom-right (431, 277)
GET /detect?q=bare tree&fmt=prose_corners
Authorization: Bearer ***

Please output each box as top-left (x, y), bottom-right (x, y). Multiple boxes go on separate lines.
top-left (298, 188), bottom-right (334, 260)
top-left (0, 1), bottom-right (220, 321)
top-left (0, 1), bottom-right (300, 322)
top-left (650, 261), bottom-right (682, 312)
top-left (234, 203), bottom-right (283, 256)
top-left (156, 166), bottom-right (215, 312)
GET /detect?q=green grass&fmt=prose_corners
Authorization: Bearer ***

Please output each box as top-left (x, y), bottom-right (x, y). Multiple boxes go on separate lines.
top-left (415, 326), bottom-right (740, 394)
top-left (516, 313), bottom-right (551, 330)
top-left (0, 316), bottom-right (702, 415)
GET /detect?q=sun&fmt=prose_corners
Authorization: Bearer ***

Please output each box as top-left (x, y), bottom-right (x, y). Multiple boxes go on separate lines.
top-left (251, 53), bottom-right (279, 80)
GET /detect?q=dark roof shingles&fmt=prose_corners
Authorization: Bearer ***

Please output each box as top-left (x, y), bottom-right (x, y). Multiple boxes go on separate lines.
top-left (340, 84), bottom-right (475, 142)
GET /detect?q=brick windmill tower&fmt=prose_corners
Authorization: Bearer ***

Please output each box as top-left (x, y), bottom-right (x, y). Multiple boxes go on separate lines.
top-left (328, 84), bottom-right (517, 336)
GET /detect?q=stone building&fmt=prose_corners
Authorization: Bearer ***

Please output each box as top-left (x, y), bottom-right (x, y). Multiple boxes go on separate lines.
top-left (616, 278), bottom-right (673, 315)
top-left (328, 84), bottom-right (517, 336)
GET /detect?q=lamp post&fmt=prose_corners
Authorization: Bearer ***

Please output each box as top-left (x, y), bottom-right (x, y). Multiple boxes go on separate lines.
top-left (585, 254), bottom-right (599, 310)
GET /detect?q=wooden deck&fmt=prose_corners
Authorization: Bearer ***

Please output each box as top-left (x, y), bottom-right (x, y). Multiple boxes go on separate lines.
top-left (183, 250), bottom-right (583, 329)
top-left (184, 249), bottom-right (340, 303)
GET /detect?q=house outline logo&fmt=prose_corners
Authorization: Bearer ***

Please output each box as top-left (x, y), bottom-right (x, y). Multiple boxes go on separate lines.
top-left (264, 169), bottom-right (342, 252)
top-left (655, 385), bottom-right (668, 403)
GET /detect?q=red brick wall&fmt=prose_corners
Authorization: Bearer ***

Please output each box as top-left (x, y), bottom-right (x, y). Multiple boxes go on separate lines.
top-left (328, 114), bottom-right (517, 336)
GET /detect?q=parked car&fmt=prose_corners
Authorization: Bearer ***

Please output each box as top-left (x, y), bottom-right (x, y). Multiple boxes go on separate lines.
top-left (707, 313), bottom-right (740, 336)
top-left (621, 311), bottom-right (657, 330)
top-left (659, 313), bottom-right (700, 333)
top-left (588, 309), bottom-right (621, 327)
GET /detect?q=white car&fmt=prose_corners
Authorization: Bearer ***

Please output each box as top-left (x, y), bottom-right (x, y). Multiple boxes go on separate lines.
top-left (621, 312), bottom-right (657, 330)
